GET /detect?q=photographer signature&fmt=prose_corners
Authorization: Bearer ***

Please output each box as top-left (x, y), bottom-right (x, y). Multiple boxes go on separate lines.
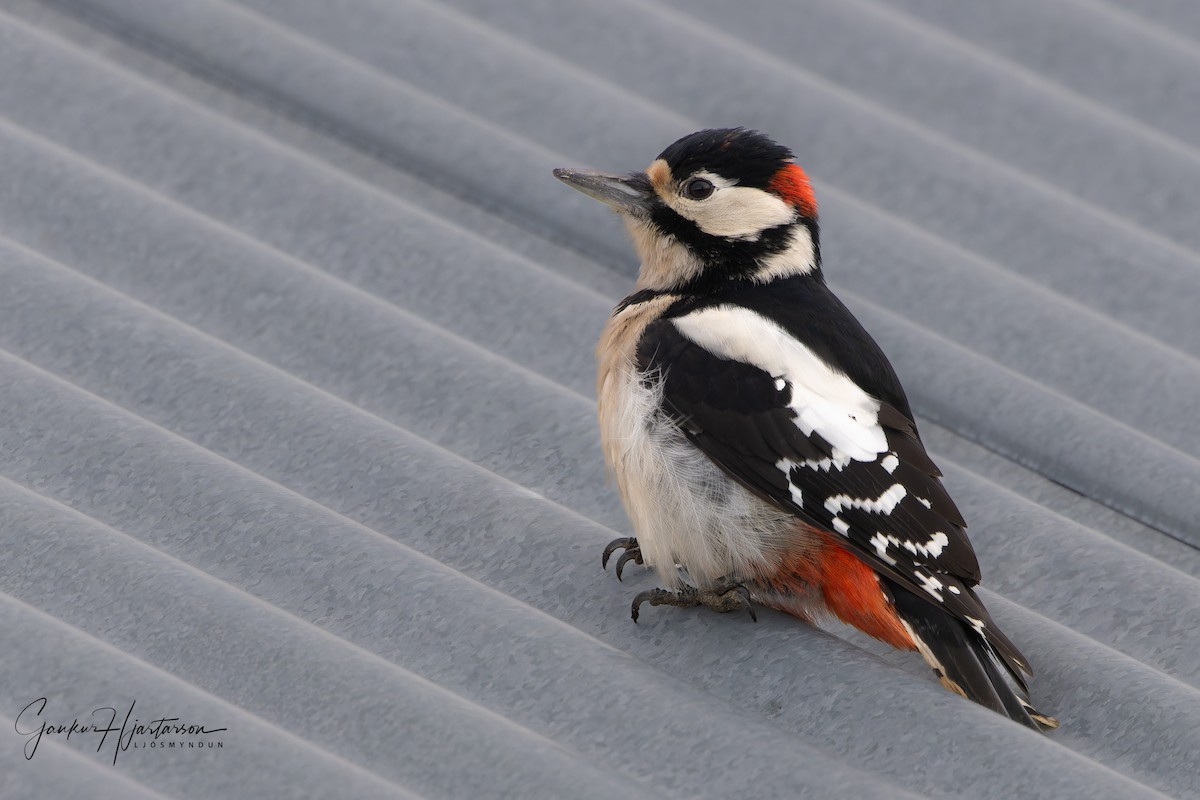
top-left (15, 698), bottom-right (227, 765)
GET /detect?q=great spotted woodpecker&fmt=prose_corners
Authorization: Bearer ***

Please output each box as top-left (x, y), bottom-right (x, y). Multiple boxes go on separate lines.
top-left (555, 128), bottom-right (1056, 730)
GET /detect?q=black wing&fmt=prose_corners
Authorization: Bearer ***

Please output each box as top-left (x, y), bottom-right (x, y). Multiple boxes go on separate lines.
top-left (638, 316), bottom-right (1031, 677)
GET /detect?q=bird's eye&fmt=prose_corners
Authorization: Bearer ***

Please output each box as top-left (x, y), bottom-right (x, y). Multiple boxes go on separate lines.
top-left (684, 178), bottom-right (715, 200)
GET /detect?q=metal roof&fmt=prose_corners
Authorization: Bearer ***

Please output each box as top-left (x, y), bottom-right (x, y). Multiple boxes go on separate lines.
top-left (1, 0), bottom-right (1197, 797)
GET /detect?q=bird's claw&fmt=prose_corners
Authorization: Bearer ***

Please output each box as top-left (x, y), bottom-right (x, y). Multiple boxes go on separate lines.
top-left (614, 548), bottom-right (643, 581)
top-left (602, 537), bottom-right (642, 580)
top-left (631, 579), bottom-right (757, 623)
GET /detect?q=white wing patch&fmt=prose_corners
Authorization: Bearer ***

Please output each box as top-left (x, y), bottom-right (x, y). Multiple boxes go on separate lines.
top-left (672, 306), bottom-right (887, 462)
top-left (869, 533), bottom-right (899, 566)
top-left (916, 572), bottom-right (946, 601)
top-left (774, 458), bottom-right (807, 507)
top-left (869, 530), bottom-right (950, 561)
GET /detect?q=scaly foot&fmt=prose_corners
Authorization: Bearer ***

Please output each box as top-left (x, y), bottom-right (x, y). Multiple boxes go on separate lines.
top-left (631, 578), bottom-right (757, 623)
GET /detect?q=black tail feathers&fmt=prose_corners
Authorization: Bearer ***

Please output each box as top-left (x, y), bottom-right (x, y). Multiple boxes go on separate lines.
top-left (889, 584), bottom-right (1058, 731)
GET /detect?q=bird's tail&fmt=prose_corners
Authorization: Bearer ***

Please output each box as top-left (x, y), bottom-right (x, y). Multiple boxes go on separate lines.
top-left (889, 583), bottom-right (1058, 731)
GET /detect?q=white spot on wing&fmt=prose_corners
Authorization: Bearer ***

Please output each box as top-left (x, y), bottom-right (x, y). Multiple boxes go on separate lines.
top-left (880, 454), bottom-right (899, 474)
top-left (774, 458), bottom-right (803, 507)
top-left (832, 517), bottom-right (850, 536)
top-left (778, 449), bottom-right (852, 474)
top-left (869, 532), bottom-right (898, 565)
top-left (864, 529), bottom-right (949, 565)
top-left (824, 484), bottom-right (907, 516)
top-left (916, 572), bottom-right (945, 602)
top-left (774, 378), bottom-right (786, 392)
top-left (905, 531), bottom-right (949, 558)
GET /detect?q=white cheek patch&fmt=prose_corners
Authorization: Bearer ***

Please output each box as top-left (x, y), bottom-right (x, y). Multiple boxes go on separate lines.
top-left (671, 305), bottom-right (887, 461)
top-left (662, 171), bottom-right (795, 240)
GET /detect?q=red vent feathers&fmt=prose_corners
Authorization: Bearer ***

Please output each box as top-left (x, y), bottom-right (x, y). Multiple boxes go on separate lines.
top-left (766, 524), bottom-right (915, 652)
top-left (768, 163), bottom-right (817, 218)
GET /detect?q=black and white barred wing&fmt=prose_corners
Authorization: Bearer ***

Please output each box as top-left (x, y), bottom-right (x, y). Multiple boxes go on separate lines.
top-left (638, 305), bottom-right (1030, 675)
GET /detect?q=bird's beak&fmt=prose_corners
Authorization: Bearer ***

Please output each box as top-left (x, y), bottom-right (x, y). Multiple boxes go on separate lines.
top-left (553, 168), bottom-right (654, 216)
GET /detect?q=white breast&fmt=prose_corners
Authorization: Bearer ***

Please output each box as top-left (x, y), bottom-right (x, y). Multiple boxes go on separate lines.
top-left (598, 355), bottom-right (795, 587)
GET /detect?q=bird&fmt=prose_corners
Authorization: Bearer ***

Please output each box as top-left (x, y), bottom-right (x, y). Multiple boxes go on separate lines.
top-left (554, 128), bottom-right (1057, 731)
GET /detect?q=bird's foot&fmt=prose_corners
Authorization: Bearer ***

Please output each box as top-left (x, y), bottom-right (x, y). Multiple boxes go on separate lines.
top-left (631, 577), bottom-right (757, 623)
top-left (601, 537), bottom-right (643, 581)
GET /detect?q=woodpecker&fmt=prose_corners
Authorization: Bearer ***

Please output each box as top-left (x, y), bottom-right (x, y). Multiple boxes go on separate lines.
top-left (554, 128), bottom-right (1056, 730)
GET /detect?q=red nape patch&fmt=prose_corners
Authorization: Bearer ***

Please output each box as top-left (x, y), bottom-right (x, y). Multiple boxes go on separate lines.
top-left (768, 163), bottom-right (818, 219)
top-left (775, 528), bottom-right (915, 651)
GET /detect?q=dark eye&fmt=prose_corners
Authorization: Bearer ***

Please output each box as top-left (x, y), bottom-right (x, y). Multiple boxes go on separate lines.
top-left (684, 177), bottom-right (714, 200)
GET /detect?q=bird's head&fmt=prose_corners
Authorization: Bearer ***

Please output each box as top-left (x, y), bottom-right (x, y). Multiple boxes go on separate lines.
top-left (555, 128), bottom-right (819, 292)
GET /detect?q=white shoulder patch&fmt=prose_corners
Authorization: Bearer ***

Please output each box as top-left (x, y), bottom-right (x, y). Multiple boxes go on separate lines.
top-left (671, 305), bottom-right (887, 462)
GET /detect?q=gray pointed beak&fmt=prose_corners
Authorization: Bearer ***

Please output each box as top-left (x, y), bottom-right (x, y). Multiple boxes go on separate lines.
top-left (553, 168), bottom-right (654, 216)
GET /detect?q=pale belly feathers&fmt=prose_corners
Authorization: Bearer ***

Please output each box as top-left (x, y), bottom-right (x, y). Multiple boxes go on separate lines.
top-left (596, 297), bottom-right (797, 587)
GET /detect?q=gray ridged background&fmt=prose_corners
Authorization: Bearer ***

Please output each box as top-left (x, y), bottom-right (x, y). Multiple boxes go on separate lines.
top-left (1, 1), bottom-right (1197, 798)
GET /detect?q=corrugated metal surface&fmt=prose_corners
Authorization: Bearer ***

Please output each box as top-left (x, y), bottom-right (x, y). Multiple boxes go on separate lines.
top-left (0, 0), bottom-right (1197, 797)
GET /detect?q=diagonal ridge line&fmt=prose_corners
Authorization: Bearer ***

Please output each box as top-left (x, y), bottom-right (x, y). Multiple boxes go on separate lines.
top-left (16, 0), bottom-right (1200, 428)
top-left (0, 361), bottom-right (1189, 798)
top-left (0, 711), bottom-right (180, 800)
top-left (0, 474), bottom-right (639, 792)
top-left (1070, 0), bottom-right (1200, 56)
top-left (0, 291), bottom-right (1197, 700)
top-left (0, 587), bottom-right (422, 799)
top-left (6, 14), bottom-right (1200, 444)
top-left (843, 0), bottom-right (1200, 165)
top-left (8, 221), bottom-right (1200, 583)
top-left (3, 1), bottom-right (629, 294)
